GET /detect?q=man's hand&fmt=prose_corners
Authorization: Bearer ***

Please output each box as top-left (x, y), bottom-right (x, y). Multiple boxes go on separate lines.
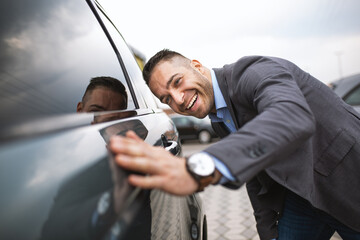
top-left (109, 131), bottom-right (199, 196)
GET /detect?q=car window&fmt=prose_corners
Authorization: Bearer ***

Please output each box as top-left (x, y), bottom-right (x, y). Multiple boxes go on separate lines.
top-left (344, 85), bottom-right (360, 106)
top-left (173, 117), bottom-right (191, 127)
top-left (94, 2), bottom-right (158, 110)
top-left (0, 0), bottom-right (135, 131)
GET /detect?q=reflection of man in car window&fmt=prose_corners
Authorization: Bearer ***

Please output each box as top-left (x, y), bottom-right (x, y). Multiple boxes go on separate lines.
top-left (76, 76), bottom-right (128, 113)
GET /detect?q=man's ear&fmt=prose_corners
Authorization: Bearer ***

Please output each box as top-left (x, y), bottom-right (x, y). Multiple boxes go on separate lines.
top-left (76, 102), bottom-right (83, 112)
top-left (190, 59), bottom-right (204, 74)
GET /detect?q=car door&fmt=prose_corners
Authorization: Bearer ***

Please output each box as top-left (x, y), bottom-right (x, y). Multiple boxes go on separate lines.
top-left (0, 0), bottom-right (204, 239)
top-left (0, 0), bottom-right (148, 238)
top-left (89, 2), bottom-right (205, 239)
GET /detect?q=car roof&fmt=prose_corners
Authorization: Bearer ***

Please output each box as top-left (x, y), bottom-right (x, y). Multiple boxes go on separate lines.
top-left (330, 73), bottom-right (360, 98)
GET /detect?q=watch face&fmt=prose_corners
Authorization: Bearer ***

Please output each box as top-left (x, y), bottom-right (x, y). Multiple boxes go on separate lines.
top-left (188, 153), bottom-right (215, 177)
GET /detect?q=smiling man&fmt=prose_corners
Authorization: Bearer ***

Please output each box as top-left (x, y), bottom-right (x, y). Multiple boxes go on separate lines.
top-left (110, 49), bottom-right (360, 239)
top-left (148, 57), bottom-right (215, 118)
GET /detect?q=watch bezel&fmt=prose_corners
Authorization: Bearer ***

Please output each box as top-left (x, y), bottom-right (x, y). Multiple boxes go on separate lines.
top-left (187, 152), bottom-right (215, 177)
top-left (185, 153), bottom-right (216, 192)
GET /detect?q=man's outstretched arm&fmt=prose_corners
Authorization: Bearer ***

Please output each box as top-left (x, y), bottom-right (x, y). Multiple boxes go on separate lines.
top-left (109, 130), bottom-right (222, 195)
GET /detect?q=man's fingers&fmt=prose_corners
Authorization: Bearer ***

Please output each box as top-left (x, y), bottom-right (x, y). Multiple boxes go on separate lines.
top-left (110, 136), bottom-right (146, 156)
top-left (128, 172), bottom-right (198, 196)
top-left (115, 154), bottom-right (160, 175)
top-left (125, 130), bottom-right (143, 142)
top-left (128, 174), bottom-right (164, 190)
top-left (110, 134), bottom-right (168, 160)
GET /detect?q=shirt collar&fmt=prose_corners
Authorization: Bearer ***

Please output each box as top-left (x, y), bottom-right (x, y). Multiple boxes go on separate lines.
top-left (211, 69), bottom-right (227, 110)
top-left (209, 70), bottom-right (227, 120)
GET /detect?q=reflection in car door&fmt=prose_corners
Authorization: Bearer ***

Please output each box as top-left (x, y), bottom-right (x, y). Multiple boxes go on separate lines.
top-left (87, 2), bottom-right (205, 238)
top-left (0, 0), bottom-right (205, 239)
top-left (87, 2), bottom-right (204, 240)
top-left (38, 116), bottom-right (154, 240)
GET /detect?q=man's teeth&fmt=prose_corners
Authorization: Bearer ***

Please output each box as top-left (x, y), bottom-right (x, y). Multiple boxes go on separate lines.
top-left (186, 95), bottom-right (198, 109)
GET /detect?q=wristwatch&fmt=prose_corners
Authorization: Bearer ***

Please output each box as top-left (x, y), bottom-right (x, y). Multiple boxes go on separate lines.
top-left (186, 152), bottom-right (216, 192)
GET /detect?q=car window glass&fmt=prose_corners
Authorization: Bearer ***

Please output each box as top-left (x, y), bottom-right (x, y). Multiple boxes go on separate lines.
top-left (94, 3), bottom-right (158, 110)
top-left (0, 0), bottom-right (135, 130)
top-left (173, 117), bottom-right (190, 127)
top-left (344, 85), bottom-right (360, 106)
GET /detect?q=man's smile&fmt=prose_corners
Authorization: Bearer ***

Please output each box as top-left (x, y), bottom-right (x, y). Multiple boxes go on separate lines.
top-left (186, 94), bottom-right (198, 110)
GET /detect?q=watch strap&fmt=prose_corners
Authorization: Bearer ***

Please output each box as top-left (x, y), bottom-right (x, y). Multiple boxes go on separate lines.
top-left (197, 175), bottom-right (214, 192)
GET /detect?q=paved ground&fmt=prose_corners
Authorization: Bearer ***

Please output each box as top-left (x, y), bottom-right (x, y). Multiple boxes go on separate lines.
top-left (182, 141), bottom-right (342, 240)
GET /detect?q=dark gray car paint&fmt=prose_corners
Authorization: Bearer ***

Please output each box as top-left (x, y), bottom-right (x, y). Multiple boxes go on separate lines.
top-left (0, 0), bottom-right (204, 239)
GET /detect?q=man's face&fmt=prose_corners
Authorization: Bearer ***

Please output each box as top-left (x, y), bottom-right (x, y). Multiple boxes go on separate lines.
top-left (77, 87), bottom-right (125, 113)
top-left (149, 59), bottom-right (215, 118)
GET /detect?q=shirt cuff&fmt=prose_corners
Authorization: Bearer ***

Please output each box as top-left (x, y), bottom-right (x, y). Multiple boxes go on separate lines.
top-left (202, 152), bottom-right (236, 184)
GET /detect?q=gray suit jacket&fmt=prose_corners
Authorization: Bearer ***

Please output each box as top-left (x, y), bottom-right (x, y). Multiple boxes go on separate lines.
top-left (204, 56), bottom-right (360, 239)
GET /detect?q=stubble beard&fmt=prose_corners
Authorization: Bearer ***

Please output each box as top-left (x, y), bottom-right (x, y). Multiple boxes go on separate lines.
top-left (193, 72), bottom-right (214, 118)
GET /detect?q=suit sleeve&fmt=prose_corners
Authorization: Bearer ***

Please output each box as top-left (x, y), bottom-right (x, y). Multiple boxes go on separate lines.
top-left (204, 58), bottom-right (316, 185)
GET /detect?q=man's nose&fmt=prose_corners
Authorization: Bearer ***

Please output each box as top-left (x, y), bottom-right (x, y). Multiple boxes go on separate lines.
top-left (172, 91), bottom-right (184, 105)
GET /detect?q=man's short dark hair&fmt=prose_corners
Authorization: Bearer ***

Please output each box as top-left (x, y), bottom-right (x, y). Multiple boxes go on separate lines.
top-left (82, 76), bottom-right (128, 109)
top-left (142, 49), bottom-right (186, 85)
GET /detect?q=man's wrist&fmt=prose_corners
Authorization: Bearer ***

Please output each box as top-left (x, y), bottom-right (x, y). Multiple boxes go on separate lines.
top-left (211, 169), bottom-right (222, 185)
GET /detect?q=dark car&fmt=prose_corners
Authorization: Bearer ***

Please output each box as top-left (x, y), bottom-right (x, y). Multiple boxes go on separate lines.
top-left (0, 1), bottom-right (206, 239)
top-left (170, 115), bottom-right (218, 144)
top-left (329, 73), bottom-right (360, 113)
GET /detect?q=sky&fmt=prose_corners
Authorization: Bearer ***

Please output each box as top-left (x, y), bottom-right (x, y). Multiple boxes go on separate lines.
top-left (101, 0), bottom-right (360, 84)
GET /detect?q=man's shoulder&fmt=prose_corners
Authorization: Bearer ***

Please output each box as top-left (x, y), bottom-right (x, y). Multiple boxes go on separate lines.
top-left (216, 55), bottom-right (263, 69)
top-left (214, 56), bottom-right (279, 74)
top-left (232, 56), bottom-right (297, 79)
top-left (234, 55), bottom-right (291, 69)
top-left (213, 55), bottom-right (295, 88)
top-left (213, 56), bottom-right (266, 80)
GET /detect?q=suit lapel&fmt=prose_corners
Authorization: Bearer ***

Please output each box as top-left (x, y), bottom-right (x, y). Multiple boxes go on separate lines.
top-left (211, 121), bottom-right (230, 138)
top-left (213, 68), bottom-right (240, 130)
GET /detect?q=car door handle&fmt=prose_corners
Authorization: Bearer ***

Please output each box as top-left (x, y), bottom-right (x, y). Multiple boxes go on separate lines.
top-left (161, 134), bottom-right (180, 156)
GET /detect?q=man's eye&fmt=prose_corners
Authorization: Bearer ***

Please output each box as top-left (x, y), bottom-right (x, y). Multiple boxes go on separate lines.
top-left (165, 96), bottom-right (171, 104)
top-left (174, 78), bottom-right (181, 86)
